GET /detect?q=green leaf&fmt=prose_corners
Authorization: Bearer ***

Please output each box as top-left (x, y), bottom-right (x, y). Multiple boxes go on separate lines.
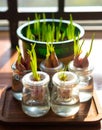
top-left (46, 43), bottom-right (50, 59)
top-left (26, 17), bottom-right (34, 40)
top-left (67, 14), bottom-right (75, 40)
top-left (74, 33), bottom-right (95, 57)
top-left (46, 43), bottom-right (55, 59)
top-left (16, 46), bottom-right (22, 64)
top-left (27, 44), bottom-right (40, 81)
top-left (86, 33), bottom-right (95, 57)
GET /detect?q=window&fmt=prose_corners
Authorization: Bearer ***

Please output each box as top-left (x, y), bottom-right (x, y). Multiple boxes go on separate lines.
top-left (65, 0), bottom-right (102, 6)
top-left (0, 0), bottom-right (8, 30)
top-left (0, 0), bottom-right (8, 11)
top-left (0, 0), bottom-right (102, 48)
top-left (65, 0), bottom-right (102, 12)
top-left (0, 0), bottom-right (7, 6)
top-left (18, 0), bottom-right (58, 12)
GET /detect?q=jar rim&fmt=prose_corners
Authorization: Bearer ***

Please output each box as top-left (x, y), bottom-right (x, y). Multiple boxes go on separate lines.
top-left (68, 61), bottom-right (94, 71)
top-left (52, 71), bottom-right (79, 87)
top-left (22, 71), bottom-right (50, 86)
top-left (40, 61), bottom-right (64, 72)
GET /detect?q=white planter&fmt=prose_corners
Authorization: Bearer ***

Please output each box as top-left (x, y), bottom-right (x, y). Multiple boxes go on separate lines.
top-left (51, 71), bottom-right (80, 117)
top-left (22, 71), bottom-right (50, 117)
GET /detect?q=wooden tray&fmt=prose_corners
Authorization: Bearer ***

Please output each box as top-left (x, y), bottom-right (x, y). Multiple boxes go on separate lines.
top-left (0, 86), bottom-right (102, 125)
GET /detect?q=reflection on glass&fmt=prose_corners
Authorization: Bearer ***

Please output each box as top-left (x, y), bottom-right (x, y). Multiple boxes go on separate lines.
top-left (0, 0), bottom-right (8, 11)
top-left (17, 0), bottom-right (58, 12)
top-left (65, 0), bottom-right (102, 6)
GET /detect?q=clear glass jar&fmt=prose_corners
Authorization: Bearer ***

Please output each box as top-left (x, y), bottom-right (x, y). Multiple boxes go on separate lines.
top-left (51, 71), bottom-right (79, 117)
top-left (40, 61), bottom-right (64, 88)
top-left (11, 63), bottom-right (31, 101)
top-left (68, 61), bottom-right (94, 102)
top-left (22, 71), bottom-right (50, 117)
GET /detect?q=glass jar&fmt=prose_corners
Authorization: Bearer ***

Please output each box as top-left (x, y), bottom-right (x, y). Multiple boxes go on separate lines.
top-left (51, 71), bottom-right (79, 117)
top-left (22, 71), bottom-right (50, 117)
top-left (11, 63), bottom-right (31, 101)
top-left (40, 61), bottom-right (64, 88)
top-left (68, 60), bottom-right (94, 102)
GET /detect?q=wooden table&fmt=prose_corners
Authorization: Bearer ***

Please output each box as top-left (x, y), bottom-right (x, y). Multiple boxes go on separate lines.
top-left (0, 33), bottom-right (102, 129)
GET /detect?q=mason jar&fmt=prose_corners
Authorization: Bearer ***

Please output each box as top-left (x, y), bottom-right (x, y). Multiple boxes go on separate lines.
top-left (68, 60), bottom-right (94, 102)
top-left (22, 71), bottom-right (50, 117)
top-left (51, 71), bottom-right (79, 117)
top-left (11, 63), bottom-right (31, 101)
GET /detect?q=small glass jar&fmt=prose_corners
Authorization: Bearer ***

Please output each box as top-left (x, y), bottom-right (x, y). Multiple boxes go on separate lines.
top-left (22, 71), bottom-right (50, 117)
top-left (68, 60), bottom-right (94, 102)
top-left (11, 63), bottom-right (31, 101)
top-left (51, 71), bottom-right (79, 117)
top-left (40, 61), bottom-right (64, 88)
